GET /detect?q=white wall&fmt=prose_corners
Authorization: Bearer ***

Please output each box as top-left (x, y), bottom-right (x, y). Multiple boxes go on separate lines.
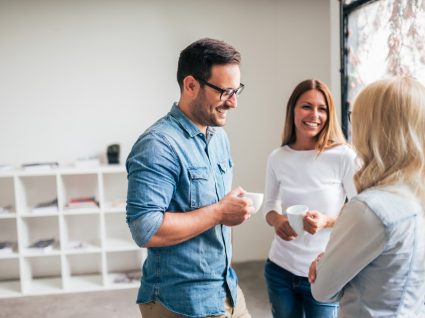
top-left (0, 0), bottom-right (338, 262)
top-left (231, 0), bottom-right (336, 262)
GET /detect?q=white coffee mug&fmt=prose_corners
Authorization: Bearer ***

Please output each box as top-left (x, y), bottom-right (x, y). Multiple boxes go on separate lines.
top-left (243, 192), bottom-right (264, 214)
top-left (286, 205), bottom-right (308, 236)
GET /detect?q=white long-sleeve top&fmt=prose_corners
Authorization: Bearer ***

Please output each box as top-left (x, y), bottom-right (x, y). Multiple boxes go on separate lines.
top-left (263, 144), bottom-right (357, 276)
top-left (312, 186), bottom-right (425, 317)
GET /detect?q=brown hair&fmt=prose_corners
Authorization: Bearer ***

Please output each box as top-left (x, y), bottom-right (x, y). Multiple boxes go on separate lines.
top-left (281, 79), bottom-right (346, 153)
top-left (177, 38), bottom-right (241, 92)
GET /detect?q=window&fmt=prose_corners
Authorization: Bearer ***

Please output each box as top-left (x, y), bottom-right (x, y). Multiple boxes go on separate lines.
top-left (341, 0), bottom-right (425, 138)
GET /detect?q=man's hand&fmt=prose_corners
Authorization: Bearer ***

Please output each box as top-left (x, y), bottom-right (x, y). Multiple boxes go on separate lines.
top-left (304, 210), bottom-right (335, 234)
top-left (215, 187), bottom-right (254, 226)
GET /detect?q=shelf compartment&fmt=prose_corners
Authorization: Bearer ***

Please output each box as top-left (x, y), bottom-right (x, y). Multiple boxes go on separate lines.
top-left (0, 176), bottom-right (16, 216)
top-left (20, 215), bottom-right (60, 255)
top-left (63, 253), bottom-right (103, 291)
top-left (16, 175), bottom-right (58, 215)
top-left (21, 255), bottom-right (62, 294)
top-left (104, 213), bottom-right (136, 251)
top-left (105, 250), bottom-right (144, 287)
top-left (0, 218), bottom-right (19, 256)
top-left (0, 165), bottom-right (148, 298)
top-left (59, 174), bottom-right (100, 212)
top-left (62, 214), bottom-right (102, 252)
top-left (101, 172), bottom-right (127, 211)
top-left (0, 258), bottom-right (21, 297)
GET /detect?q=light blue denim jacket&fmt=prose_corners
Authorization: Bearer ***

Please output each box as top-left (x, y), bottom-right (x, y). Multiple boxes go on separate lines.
top-left (126, 103), bottom-right (237, 317)
top-left (312, 186), bottom-right (425, 317)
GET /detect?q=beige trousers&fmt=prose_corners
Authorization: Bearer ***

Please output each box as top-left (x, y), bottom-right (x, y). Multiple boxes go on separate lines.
top-left (139, 285), bottom-right (251, 318)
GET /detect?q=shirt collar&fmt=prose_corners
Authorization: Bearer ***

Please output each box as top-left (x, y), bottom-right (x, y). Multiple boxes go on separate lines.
top-left (169, 103), bottom-right (216, 138)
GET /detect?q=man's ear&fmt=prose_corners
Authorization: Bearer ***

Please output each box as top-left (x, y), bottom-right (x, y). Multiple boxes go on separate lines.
top-left (182, 76), bottom-right (199, 98)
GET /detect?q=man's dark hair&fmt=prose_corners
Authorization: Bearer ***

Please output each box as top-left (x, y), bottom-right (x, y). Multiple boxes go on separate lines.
top-left (177, 38), bottom-right (241, 91)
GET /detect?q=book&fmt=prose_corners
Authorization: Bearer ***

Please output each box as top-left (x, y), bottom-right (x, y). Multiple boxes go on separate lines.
top-left (32, 198), bottom-right (58, 214)
top-left (28, 238), bottom-right (55, 253)
top-left (22, 162), bottom-right (59, 171)
top-left (65, 197), bottom-right (99, 209)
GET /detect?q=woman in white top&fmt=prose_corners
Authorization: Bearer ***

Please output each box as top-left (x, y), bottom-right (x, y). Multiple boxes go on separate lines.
top-left (263, 79), bottom-right (357, 318)
top-left (309, 77), bottom-right (425, 317)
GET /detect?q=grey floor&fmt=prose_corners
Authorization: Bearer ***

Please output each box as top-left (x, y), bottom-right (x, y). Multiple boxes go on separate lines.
top-left (0, 260), bottom-right (272, 318)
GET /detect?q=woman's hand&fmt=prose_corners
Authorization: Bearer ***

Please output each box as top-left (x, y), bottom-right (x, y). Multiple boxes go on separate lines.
top-left (266, 211), bottom-right (298, 241)
top-left (308, 252), bottom-right (324, 283)
top-left (304, 210), bottom-right (335, 234)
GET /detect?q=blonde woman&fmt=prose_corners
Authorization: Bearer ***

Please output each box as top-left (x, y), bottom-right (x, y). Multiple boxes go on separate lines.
top-left (263, 79), bottom-right (357, 318)
top-left (309, 77), bottom-right (425, 317)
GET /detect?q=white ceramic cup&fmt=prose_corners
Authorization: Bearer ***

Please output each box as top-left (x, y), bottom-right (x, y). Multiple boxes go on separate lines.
top-left (243, 192), bottom-right (264, 214)
top-left (286, 205), bottom-right (308, 236)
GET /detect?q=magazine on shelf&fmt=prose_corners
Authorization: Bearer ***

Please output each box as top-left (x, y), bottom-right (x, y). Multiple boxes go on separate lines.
top-left (22, 162), bottom-right (59, 171)
top-left (0, 241), bottom-right (15, 254)
top-left (32, 198), bottom-right (58, 214)
top-left (65, 197), bottom-right (99, 209)
top-left (28, 238), bottom-right (55, 253)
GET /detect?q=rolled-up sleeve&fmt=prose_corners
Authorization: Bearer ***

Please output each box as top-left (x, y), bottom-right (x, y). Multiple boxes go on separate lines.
top-left (126, 131), bottom-right (180, 247)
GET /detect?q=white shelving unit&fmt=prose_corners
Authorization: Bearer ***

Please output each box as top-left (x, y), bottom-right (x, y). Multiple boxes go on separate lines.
top-left (0, 165), bottom-right (145, 298)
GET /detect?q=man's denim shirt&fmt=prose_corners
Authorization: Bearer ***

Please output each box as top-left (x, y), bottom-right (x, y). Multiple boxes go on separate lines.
top-left (126, 103), bottom-right (237, 318)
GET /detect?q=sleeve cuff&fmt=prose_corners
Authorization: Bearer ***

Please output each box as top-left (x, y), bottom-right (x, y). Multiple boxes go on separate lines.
top-left (129, 211), bottom-right (164, 247)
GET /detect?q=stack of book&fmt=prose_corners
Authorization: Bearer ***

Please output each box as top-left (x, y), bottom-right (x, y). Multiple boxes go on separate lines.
top-left (32, 198), bottom-right (58, 214)
top-left (22, 162), bottom-right (59, 171)
top-left (65, 197), bottom-right (99, 209)
top-left (0, 241), bottom-right (15, 254)
top-left (28, 238), bottom-right (55, 253)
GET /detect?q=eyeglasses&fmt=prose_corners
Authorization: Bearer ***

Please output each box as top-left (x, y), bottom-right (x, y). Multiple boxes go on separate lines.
top-left (348, 110), bottom-right (352, 124)
top-left (194, 76), bottom-right (245, 101)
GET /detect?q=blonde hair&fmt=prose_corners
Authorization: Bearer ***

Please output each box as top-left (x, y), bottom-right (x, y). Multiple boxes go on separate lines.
top-left (352, 77), bottom-right (425, 205)
top-left (281, 79), bottom-right (346, 153)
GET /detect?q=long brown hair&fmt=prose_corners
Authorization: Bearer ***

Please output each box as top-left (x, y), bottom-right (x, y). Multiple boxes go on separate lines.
top-left (281, 79), bottom-right (346, 153)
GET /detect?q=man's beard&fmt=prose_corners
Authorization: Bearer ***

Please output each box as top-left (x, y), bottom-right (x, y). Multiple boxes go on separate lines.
top-left (191, 96), bottom-right (229, 128)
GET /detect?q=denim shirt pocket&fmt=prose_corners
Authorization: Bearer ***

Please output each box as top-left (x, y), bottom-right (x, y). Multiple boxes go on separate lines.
top-left (217, 159), bottom-right (233, 196)
top-left (188, 166), bottom-right (215, 209)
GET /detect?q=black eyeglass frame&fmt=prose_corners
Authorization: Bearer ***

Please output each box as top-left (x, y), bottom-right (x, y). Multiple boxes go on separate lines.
top-left (194, 76), bottom-right (245, 101)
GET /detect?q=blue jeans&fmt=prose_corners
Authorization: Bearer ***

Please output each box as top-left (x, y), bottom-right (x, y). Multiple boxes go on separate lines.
top-left (264, 259), bottom-right (338, 318)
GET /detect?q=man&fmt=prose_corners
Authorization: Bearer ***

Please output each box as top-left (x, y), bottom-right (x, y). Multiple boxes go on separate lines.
top-left (126, 38), bottom-right (253, 318)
